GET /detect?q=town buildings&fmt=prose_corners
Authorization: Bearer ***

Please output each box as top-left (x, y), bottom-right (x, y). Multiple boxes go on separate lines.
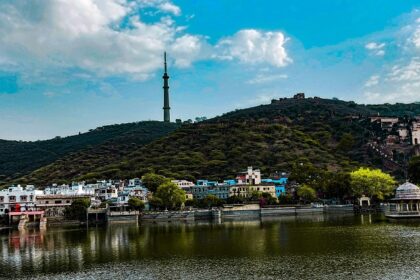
top-left (190, 181), bottom-right (230, 200)
top-left (0, 166), bottom-right (290, 217)
top-left (0, 185), bottom-right (43, 215)
top-left (236, 166), bottom-right (261, 185)
top-left (187, 167), bottom-right (281, 200)
top-left (412, 118), bottom-right (420, 145)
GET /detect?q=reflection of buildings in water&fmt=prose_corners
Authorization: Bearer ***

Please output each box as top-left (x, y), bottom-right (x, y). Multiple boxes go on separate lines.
top-left (2, 228), bottom-right (86, 274)
top-left (261, 214), bottom-right (326, 224)
top-left (8, 229), bottom-right (45, 250)
top-left (360, 214), bottom-right (373, 225)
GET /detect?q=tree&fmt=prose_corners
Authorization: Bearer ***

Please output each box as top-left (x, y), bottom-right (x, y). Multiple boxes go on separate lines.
top-left (226, 195), bottom-right (244, 204)
top-left (278, 194), bottom-right (296, 205)
top-left (141, 173), bottom-right (171, 193)
top-left (297, 184), bottom-right (317, 203)
top-left (250, 191), bottom-right (263, 201)
top-left (318, 171), bottom-right (352, 202)
top-left (148, 196), bottom-right (163, 210)
top-left (201, 195), bottom-right (224, 208)
top-left (154, 182), bottom-right (186, 210)
top-left (408, 156), bottom-right (420, 184)
top-left (289, 162), bottom-right (323, 185)
top-left (350, 167), bottom-right (396, 200)
top-left (128, 197), bottom-right (145, 211)
top-left (337, 133), bottom-right (355, 152)
top-left (261, 192), bottom-right (277, 205)
top-left (64, 198), bottom-right (91, 221)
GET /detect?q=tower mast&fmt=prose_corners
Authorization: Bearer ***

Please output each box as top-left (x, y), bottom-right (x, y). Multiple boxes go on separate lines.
top-left (163, 52), bottom-right (170, 122)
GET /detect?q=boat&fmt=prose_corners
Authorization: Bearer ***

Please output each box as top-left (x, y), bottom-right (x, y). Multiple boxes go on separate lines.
top-left (385, 181), bottom-right (420, 219)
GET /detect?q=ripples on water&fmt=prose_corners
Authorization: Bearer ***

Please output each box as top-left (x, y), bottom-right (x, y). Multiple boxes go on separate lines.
top-left (1, 214), bottom-right (420, 279)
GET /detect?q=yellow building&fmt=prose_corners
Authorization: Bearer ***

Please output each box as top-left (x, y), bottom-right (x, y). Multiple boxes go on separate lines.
top-left (229, 184), bottom-right (276, 198)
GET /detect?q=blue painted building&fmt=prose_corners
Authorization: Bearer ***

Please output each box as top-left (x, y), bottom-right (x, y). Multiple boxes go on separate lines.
top-left (192, 180), bottom-right (230, 199)
top-left (262, 178), bottom-right (288, 197)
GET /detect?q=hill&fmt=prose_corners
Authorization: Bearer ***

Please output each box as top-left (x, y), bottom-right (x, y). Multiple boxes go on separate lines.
top-left (0, 121), bottom-right (179, 185)
top-left (10, 98), bottom-right (420, 186)
top-left (77, 98), bottom-right (375, 181)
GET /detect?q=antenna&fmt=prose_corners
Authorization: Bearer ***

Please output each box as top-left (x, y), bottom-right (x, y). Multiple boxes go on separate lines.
top-left (164, 51), bottom-right (167, 73)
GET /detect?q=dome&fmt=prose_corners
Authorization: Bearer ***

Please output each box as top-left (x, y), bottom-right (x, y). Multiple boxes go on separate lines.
top-left (395, 182), bottom-right (420, 199)
top-left (396, 182), bottom-right (419, 191)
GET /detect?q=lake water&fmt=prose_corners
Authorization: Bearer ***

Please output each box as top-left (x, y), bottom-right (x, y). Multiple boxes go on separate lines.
top-left (1, 214), bottom-right (420, 279)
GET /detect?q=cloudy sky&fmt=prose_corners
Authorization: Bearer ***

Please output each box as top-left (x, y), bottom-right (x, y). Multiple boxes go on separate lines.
top-left (0, 0), bottom-right (419, 140)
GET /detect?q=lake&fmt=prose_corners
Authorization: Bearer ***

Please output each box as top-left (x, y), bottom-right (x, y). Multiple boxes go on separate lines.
top-left (1, 214), bottom-right (420, 279)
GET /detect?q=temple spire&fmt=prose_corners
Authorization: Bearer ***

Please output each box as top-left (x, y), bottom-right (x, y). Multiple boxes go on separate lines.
top-left (162, 52), bottom-right (170, 122)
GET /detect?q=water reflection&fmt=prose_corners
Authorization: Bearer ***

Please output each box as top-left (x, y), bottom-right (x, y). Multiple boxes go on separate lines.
top-left (1, 214), bottom-right (420, 279)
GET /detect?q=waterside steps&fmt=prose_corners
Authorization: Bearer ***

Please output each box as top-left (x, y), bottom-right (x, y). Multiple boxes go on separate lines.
top-left (141, 210), bottom-right (195, 222)
top-left (18, 215), bottom-right (28, 230)
top-left (107, 210), bottom-right (140, 223)
top-left (8, 211), bottom-right (46, 230)
top-left (385, 211), bottom-right (420, 219)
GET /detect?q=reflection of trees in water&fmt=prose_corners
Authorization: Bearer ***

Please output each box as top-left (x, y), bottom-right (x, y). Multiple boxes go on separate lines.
top-left (0, 215), bottom-right (407, 277)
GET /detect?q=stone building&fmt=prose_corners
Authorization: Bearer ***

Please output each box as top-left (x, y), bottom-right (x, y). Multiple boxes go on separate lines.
top-left (293, 93), bottom-right (305, 99)
top-left (411, 119), bottom-right (420, 145)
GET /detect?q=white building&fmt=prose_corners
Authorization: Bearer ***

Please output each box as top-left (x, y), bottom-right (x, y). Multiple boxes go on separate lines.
top-left (172, 180), bottom-right (195, 191)
top-left (412, 120), bottom-right (420, 145)
top-left (128, 178), bottom-right (142, 187)
top-left (0, 185), bottom-right (43, 215)
top-left (44, 182), bottom-right (95, 196)
top-left (236, 167), bottom-right (261, 185)
top-left (398, 127), bottom-right (409, 141)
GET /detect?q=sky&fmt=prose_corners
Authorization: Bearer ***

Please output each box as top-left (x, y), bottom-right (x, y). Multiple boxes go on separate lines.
top-left (0, 0), bottom-right (419, 141)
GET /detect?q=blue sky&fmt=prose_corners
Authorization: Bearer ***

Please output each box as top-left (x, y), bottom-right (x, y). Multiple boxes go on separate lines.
top-left (0, 0), bottom-right (419, 140)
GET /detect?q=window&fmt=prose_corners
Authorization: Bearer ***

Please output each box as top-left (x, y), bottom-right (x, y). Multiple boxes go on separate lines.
top-left (9, 196), bottom-right (16, 202)
top-left (20, 195), bottom-right (27, 202)
top-left (0, 196), bottom-right (3, 202)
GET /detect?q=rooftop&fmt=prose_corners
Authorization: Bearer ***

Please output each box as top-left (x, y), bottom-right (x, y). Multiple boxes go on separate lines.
top-left (394, 182), bottom-right (420, 200)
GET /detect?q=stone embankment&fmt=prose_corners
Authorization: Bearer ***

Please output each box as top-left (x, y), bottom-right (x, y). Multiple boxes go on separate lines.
top-left (140, 204), bottom-right (355, 222)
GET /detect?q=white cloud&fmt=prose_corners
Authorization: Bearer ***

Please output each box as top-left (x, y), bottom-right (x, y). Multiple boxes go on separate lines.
top-left (170, 35), bottom-right (209, 67)
top-left (158, 2), bottom-right (181, 16)
top-left (215, 29), bottom-right (292, 67)
top-left (387, 58), bottom-right (420, 82)
top-left (363, 58), bottom-right (420, 103)
top-left (365, 42), bottom-right (386, 56)
top-left (0, 0), bottom-right (197, 80)
top-left (0, 1), bottom-right (293, 88)
top-left (409, 17), bottom-right (420, 48)
top-left (364, 75), bottom-right (380, 87)
top-left (360, 12), bottom-right (420, 104)
top-left (247, 73), bottom-right (288, 84)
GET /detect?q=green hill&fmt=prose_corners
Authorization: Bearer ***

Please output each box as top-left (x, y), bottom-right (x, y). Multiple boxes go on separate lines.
top-left (8, 98), bottom-right (420, 186)
top-left (78, 98), bottom-right (375, 181)
top-left (0, 121), bottom-right (179, 185)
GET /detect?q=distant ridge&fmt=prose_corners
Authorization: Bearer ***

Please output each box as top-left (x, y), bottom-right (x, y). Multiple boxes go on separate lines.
top-left (0, 121), bottom-right (179, 186)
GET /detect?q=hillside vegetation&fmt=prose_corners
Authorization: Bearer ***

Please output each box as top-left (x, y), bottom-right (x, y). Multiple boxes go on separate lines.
top-left (0, 121), bottom-right (178, 185)
top-left (9, 98), bottom-right (420, 186)
top-left (77, 98), bottom-right (376, 181)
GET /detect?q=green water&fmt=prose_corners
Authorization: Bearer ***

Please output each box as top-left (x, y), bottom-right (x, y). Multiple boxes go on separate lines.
top-left (1, 214), bottom-right (420, 279)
